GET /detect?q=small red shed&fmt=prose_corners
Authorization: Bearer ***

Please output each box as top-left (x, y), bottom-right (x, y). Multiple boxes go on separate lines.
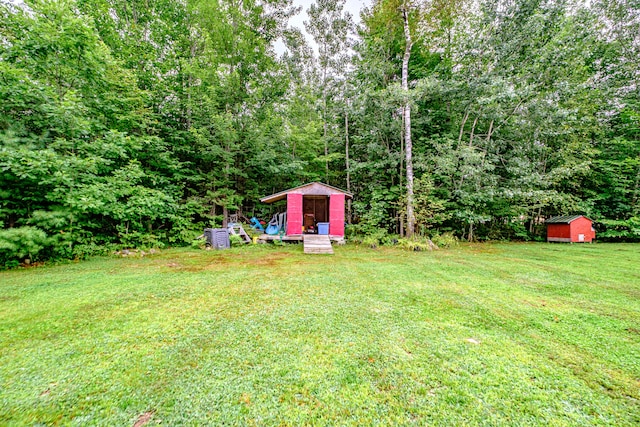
top-left (260, 182), bottom-right (353, 238)
top-left (545, 215), bottom-right (595, 243)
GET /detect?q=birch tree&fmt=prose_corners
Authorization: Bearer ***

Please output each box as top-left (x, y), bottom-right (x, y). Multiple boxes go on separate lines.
top-left (305, 0), bottom-right (353, 182)
top-left (401, 1), bottom-right (416, 237)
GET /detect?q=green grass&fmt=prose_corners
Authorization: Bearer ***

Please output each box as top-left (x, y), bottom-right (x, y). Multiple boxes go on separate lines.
top-left (1, 243), bottom-right (639, 426)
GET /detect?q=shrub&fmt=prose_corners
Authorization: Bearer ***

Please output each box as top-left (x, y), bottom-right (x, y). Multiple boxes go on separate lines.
top-left (398, 238), bottom-right (431, 251)
top-left (229, 234), bottom-right (244, 246)
top-left (431, 232), bottom-right (458, 248)
top-left (397, 236), bottom-right (440, 252)
top-left (118, 231), bottom-right (165, 250)
top-left (598, 217), bottom-right (640, 241)
top-left (362, 235), bottom-right (380, 249)
top-left (360, 230), bottom-right (397, 248)
top-left (191, 237), bottom-right (205, 249)
top-left (71, 242), bottom-right (115, 260)
top-left (0, 226), bottom-right (49, 266)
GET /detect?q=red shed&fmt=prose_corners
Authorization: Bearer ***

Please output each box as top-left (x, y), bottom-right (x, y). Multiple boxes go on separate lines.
top-left (545, 215), bottom-right (595, 243)
top-left (260, 182), bottom-right (353, 239)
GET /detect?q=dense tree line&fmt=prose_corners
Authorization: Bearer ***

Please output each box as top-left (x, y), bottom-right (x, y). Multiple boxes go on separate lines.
top-left (0, 0), bottom-right (638, 265)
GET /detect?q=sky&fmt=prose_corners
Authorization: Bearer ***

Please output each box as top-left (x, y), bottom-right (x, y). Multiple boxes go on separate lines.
top-left (289, 0), bottom-right (371, 29)
top-left (278, 0), bottom-right (372, 55)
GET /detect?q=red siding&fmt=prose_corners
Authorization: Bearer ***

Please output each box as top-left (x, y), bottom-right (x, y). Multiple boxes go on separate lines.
top-left (547, 224), bottom-right (571, 239)
top-left (329, 193), bottom-right (345, 236)
top-left (286, 193), bottom-right (303, 235)
top-left (570, 217), bottom-right (595, 242)
top-left (547, 216), bottom-right (595, 242)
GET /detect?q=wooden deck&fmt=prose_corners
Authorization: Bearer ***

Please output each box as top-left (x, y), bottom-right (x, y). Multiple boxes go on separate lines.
top-left (257, 234), bottom-right (303, 242)
top-left (303, 234), bottom-right (333, 254)
top-left (257, 234), bottom-right (344, 243)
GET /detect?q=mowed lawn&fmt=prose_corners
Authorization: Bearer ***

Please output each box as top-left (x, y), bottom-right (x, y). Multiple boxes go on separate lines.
top-left (0, 243), bottom-right (639, 426)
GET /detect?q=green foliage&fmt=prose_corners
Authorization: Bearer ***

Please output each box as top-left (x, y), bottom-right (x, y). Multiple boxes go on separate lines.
top-left (356, 229), bottom-right (399, 248)
top-left (191, 238), bottom-right (205, 250)
top-left (598, 217), bottom-right (640, 241)
top-left (397, 237), bottom-right (433, 251)
top-left (348, 0), bottom-right (637, 240)
top-left (0, 0), bottom-right (638, 265)
top-left (352, 186), bottom-right (400, 236)
top-left (0, 226), bottom-right (49, 266)
top-left (411, 176), bottom-right (449, 233)
top-left (229, 234), bottom-right (244, 246)
top-left (430, 232), bottom-right (458, 248)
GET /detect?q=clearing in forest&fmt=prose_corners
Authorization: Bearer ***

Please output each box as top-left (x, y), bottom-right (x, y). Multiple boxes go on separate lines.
top-left (0, 243), bottom-right (638, 425)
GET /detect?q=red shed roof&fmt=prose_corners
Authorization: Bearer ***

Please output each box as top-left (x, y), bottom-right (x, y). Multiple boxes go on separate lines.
top-left (260, 182), bottom-right (353, 203)
top-left (545, 215), bottom-right (591, 224)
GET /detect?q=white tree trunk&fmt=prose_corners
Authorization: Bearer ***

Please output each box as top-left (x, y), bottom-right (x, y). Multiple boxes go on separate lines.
top-left (345, 99), bottom-right (352, 223)
top-left (322, 54), bottom-right (329, 182)
top-left (402, 6), bottom-right (415, 238)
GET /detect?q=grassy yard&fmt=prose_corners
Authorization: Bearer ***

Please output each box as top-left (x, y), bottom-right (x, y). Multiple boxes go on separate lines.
top-left (0, 243), bottom-right (639, 426)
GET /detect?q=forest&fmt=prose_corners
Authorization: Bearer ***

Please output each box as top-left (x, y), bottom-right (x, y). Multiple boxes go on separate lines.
top-left (0, 0), bottom-right (639, 264)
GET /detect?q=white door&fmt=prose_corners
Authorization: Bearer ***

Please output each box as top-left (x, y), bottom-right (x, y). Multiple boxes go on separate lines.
top-left (578, 234), bottom-right (584, 242)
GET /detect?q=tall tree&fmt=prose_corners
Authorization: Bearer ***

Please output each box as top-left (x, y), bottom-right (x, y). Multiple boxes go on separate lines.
top-left (305, 0), bottom-right (353, 182)
top-left (401, 2), bottom-right (416, 237)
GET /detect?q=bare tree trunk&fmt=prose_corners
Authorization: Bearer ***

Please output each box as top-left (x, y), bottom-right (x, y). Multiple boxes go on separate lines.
top-left (530, 206), bottom-right (541, 234)
top-left (345, 101), bottom-right (352, 223)
top-left (322, 56), bottom-right (329, 182)
top-left (399, 110), bottom-right (404, 238)
top-left (323, 89), bottom-right (329, 181)
top-left (469, 115), bottom-right (479, 146)
top-left (222, 206), bottom-right (228, 228)
top-left (633, 165), bottom-right (640, 216)
top-left (400, 107), bottom-right (404, 186)
top-left (486, 119), bottom-right (494, 142)
top-left (458, 110), bottom-right (469, 146)
top-left (402, 6), bottom-right (415, 238)
top-left (292, 138), bottom-right (296, 160)
top-left (186, 39), bottom-right (196, 129)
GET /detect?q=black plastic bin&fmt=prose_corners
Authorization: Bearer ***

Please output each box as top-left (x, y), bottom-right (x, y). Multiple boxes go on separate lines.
top-left (204, 228), bottom-right (230, 249)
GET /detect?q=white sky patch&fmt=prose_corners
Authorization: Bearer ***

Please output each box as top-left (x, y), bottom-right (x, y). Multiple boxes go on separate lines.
top-left (274, 0), bottom-right (371, 56)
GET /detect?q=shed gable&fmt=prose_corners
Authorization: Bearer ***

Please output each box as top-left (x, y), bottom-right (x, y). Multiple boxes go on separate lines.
top-left (545, 215), bottom-right (589, 224)
top-left (261, 182), bottom-right (353, 204)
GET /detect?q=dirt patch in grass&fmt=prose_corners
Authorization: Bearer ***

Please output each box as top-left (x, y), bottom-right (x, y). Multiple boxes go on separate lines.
top-left (133, 411), bottom-right (154, 427)
top-left (203, 254), bottom-right (233, 264)
top-left (239, 252), bottom-right (290, 267)
top-left (622, 287), bottom-right (640, 299)
top-left (522, 299), bottom-right (549, 308)
top-left (370, 258), bottom-right (394, 263)
top-left (251, 256), bottom-right (287, 267)
top-left (161, 251), bottom-right (281, 272)
top-left (177, 256), bottom-right (243, 272)
top-left (466, 243), bottom-right (501, 254)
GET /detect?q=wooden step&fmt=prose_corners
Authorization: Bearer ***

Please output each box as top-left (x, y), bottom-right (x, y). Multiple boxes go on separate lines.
top-left (228, 224), bottom-right (251, 243)
top-left (303, 235), bottom-right (333, 254)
